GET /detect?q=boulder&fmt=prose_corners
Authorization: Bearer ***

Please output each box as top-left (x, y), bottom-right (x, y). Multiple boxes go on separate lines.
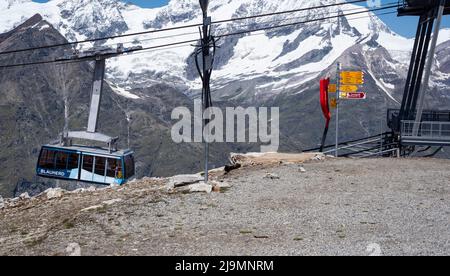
top-left (46, 188), bottom-right (65, 200)
top-left (225, 163), bottom-right (241, 173)
top-left (312, 154), bottom-right (326, 161)
top-left (212, 181), bottom-right (232, 193)
top-left (188, 182), bottom-right (212, 194)
top-left (167, 174), bottom-right (204, 189)
top-left (86, 186), bottom-right (97, 192)
top-left (19, 192), bottom-right (30, 200)
top-left (66, 243), bottom-right (81, 256)
top-left (230, 152), bottom-right (319, 167)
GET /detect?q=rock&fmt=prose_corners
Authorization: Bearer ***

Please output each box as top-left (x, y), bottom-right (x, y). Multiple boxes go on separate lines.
top-left (102, 198), bottom-right (122, 206)
top-left (71, 188), bottom-right (85, 194)
top-left (225, 163), bottom-right (242, 173)
top-left (46, 188), bottom-right (65, 200)
top-left (109, 183), bottom-right (120, 189)
top-left (188, 182), bottom-right (212, 194)
top-left (254, 235), bottom-right (269, 239)
top-left (212, 181), bottom-right (232, 193)
top-left (264, 173), bottom-right (280, 180)
top-left (66, 243), bottom-right (81, 256)
top-left (167, 174), bottom-right (204, 189)
top-left (299, 166), bottom-right (307, 173)
top-left (231, 152), bottom-right (318, 166)
top-left (14, 179), bottom-right (55, 198)
top-left (312, 154), bottom-right (326, 161)
top-left (19, 192), bottom-right (30, 200)
top-left (80, 205), bottom-right (104, 212)
top-left (86, 186), bottom-right (97, 192)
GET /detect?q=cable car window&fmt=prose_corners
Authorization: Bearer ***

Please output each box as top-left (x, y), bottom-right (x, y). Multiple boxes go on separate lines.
top-left (55, 151), bottom-right (69, 170)
top-left (82, 155), bottom-right (93, 173)
top-left (39, 149), bottom-right (56, 169)
top-left (106, 158), bottom-right (121, 178)
top-left (94, 156), bottom-right (106, 176)
top-left (67, 153), bottom-right (79, 170)
top-left (124, 155), bottom-right (135, 179)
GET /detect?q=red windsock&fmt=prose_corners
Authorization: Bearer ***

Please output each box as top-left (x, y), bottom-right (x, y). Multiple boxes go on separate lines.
top-left (320, 78), bottom-right (331, 127)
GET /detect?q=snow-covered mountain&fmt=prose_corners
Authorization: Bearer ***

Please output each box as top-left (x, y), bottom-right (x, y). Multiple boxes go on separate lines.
top-left (0, 0), bottom-right (448, 100)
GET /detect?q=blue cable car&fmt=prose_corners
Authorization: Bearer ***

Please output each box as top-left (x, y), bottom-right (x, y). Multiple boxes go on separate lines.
top-left (36, 145), bottom-right (135, 185)
top-left (36, 45), bottom-right (140, 186)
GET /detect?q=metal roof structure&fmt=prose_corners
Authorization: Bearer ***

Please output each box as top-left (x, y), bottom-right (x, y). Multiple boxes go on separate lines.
top-left (43, 144), bottom-right (134, 158)
top-left (398, 0), bottom-right (450, 16)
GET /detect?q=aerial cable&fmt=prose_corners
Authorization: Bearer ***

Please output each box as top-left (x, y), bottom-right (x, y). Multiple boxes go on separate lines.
top-left (216, 5), bottom-right (398, 39)
top-left (0, 6), bottom-right (398, 70)
top-left (112, 8), bottom-right (397, 59)
top-left (213, 2), bottom-right (398, 34)
top-left (210, 0), bottom-right (369, 24)
top-left (0, 0), bottom-right (374, 57)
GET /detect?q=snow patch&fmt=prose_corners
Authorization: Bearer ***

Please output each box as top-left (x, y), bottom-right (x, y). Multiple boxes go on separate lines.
top-left (109, 83), bottom-right (140, 99)
top-left (367, 70), bottom-right (399, 104)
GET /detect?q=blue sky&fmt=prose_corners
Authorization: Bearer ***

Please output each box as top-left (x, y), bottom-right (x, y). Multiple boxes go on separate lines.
top-left (32, 0), bottom-right (449, 38)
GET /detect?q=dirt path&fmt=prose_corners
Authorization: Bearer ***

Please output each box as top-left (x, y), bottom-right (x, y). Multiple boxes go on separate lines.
top-left (0, 157), bottom-right (449, 256)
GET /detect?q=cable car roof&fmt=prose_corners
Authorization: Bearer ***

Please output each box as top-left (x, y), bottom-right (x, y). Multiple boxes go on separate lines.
top-left (43, 144), bottom-right (134, 158)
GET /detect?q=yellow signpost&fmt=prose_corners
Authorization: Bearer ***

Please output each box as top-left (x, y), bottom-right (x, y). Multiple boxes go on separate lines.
top-left (328, 84), bottom-right (337, 93)
top-left (330, 98), bottom-right (337, 108)
top-left (340, 71), bottom-right (364, 85)
top-left (340, 71), bottom-right (364, 79)
top-left (341, 77), bottom-right (364, 85)
top-left (340, 85), bottom-right (359, 93)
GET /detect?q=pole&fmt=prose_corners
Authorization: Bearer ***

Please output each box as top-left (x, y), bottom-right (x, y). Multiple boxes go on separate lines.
top-left (335, 62), bottom-right (341, 157)
top-left (413, 0), bottom-right (445, 136)
top-left (200, 0), bottom-right (211, 183)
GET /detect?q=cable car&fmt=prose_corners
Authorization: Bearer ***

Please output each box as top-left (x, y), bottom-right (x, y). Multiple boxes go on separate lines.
top-left (36, 145), bottom-right (135, 185)
top-left (36, 44), bottom-right (139, 186)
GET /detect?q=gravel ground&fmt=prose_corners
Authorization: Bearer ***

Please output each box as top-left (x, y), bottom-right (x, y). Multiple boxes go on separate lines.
top-left (0, 157), bottom-right (449, 256)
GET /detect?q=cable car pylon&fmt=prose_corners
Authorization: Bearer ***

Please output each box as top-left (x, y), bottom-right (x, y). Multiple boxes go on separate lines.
top-left (195, 0), bottom-right (217, 183)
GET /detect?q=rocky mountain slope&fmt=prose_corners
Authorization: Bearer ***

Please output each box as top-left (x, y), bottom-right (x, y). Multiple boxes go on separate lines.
top-left (1, 156), bottom-right (449, 256)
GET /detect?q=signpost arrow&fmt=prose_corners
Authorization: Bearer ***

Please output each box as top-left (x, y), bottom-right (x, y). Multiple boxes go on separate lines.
top-left (341, 92), bottom-right (366, 99)
top-left (340, 71), bottom-right (364, 79)
top-left (330, 98), bottom-right (337, 108)
top-left (340, 84), bottom-right (359, 93)
top-left (328, 84), bottom-right (337, 93)
top-left (340, 77), bottom-right (364, 85)
top-left (340, 71), bottom-right (364, 85)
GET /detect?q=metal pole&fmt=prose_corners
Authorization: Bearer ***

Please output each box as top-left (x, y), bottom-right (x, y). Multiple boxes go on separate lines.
top-left (87, 58), bottom-right (106, 133)
top-left (335, 62), bottom-right (341, 157)
top-left (413, 0), bottom-right (445, 136)
top-left (200, 0), bottom-right (211, 183)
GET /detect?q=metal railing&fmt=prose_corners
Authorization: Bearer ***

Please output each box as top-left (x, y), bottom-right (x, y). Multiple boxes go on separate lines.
top-left (401, 120), bottom-right (450, 139)
top-left (388, 109), bottom-right (450, 133)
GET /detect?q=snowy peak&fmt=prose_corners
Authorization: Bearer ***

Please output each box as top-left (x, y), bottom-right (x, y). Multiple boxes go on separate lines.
top-left (0, 0), bottom-right (447, 98)
top-left (0, 0), bottom-right (30, 9)
top-left (56, 0), bottom-right (129, 39)
top-left (0, 0), bottom-right (133, 40)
